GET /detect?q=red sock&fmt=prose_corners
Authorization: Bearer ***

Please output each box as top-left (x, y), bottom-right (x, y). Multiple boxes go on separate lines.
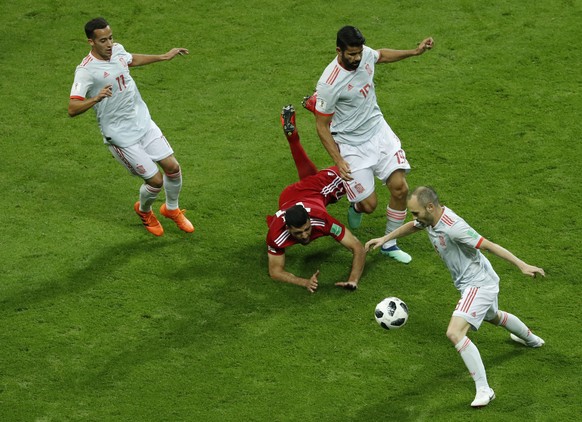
top-left (286, 132), bottom-right (318, 179)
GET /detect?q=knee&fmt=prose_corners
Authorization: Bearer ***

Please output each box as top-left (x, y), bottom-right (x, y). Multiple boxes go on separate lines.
top-left (446, 328), bottom-right (463, 345)
top-left (357, 195), bottom-right (377, 214)
top-left (146, 172), bottom-right (164, 189)
top-left (389, 179), bottom-right (409, 201)
top-left (164, 162), bottom-right (181, 175)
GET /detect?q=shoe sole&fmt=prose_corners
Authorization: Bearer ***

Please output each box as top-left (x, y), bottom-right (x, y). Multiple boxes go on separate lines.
top-left (281, 105), bottom-right (296, 135)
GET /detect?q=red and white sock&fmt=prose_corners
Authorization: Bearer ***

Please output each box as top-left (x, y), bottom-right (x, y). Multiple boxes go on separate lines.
top-left (163, 170), bottom-right (182, 210)
top-left (455, 336), bottom-right (489, 390)
top-left (139, 183), bottom-right (161, 212)
top-left (383, 207), bottom-right (407, 248)
top-left (497, 311), bottom-right (539, 343)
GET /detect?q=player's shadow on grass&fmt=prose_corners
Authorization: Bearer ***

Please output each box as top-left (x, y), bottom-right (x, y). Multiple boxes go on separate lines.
top-left (0, 237), bottom-right (198, 313)
top-left (348, 347), bottom-right (549, 421)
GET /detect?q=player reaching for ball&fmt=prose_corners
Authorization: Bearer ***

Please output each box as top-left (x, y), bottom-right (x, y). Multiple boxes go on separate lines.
top-left (266, 105), bottom-right (366, 293)
top-left (366, 186), bottom-right (545, 408)
top-left (303, 26), bottom-right (434, 264)
top-left (68, 17), bottom-right (193, 236)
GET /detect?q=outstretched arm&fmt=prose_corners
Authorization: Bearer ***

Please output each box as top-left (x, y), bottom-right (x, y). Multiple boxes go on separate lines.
top-left (365, 221), bottom-right (420, 252)
top-left (478, 239), bottom-right (545, 277)
top-left (129, 48), bottom-right (189, 67)
top-left (335, 229), bottom-right (366, 290)
top-left (268, 252), bottom-right (319, 293)
top-left (376, 37), bottom-right (434, 63)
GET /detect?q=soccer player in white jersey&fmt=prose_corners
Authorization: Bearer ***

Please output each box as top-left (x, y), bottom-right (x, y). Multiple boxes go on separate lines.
top-left (68, 17), bottom-right (193, 236)
top-left (304, 26), bottom-right (433, 264)
top-left (366, 186), bottom-right (545, 408)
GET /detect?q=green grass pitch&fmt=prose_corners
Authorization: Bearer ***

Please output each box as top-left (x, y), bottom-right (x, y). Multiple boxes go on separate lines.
top-left (1, 0), bottom-right (581, 420)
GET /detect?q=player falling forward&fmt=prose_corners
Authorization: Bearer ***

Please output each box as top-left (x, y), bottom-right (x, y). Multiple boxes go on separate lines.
top-left (304, 26), bottom-right (433, 264)
top-left (266, 105), bottom-right (366, 293)
top-left (68, 17), bottom-right (194, 236)
top-left (366, 186), bottom-right (545, 407)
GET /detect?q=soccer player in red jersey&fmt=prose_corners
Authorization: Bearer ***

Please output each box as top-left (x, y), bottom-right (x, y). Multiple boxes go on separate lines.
top-left (266, 106), bottom-right (366, 293)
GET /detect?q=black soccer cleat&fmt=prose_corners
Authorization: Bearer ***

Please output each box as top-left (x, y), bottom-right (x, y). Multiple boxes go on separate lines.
top-left (281, 104), bottom-right (296, 136)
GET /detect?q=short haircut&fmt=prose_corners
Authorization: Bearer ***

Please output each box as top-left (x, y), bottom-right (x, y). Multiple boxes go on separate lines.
top-left (284, 205), bottom-right (309, 228)
top-left (411, 186), bottom-right (440, 207)
top-left (337, 26), bottom-right (366, 51)
top-left (85, 17), bottom-right (109, 39)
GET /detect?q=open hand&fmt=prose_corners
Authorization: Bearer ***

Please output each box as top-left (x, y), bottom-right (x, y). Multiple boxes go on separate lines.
top-left (305, 270), bottom-right (320, 293)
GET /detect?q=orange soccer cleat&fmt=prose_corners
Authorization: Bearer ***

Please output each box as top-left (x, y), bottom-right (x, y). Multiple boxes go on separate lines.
top-left (134, 201), bottom-right (164, 236)
top-left (160, 203), bottom-right (195, 233)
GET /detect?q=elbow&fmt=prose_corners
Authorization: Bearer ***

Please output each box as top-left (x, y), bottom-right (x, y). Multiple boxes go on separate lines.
top-left (67, 106), bottom-right (78, 118)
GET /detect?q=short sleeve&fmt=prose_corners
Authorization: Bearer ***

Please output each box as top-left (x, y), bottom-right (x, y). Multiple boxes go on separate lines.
top-left (326, 215), bottom-right (346, 242)
top-left (70, 68), bottom-right (92, 100)
top-left (114, 43), bottom-right (133, 65)
top-left (448, 220), bottom-right (484, 249)
top-left (371, 47), bottom-right (380, 63)
top-left (315, 82), bottom-right (339, 116)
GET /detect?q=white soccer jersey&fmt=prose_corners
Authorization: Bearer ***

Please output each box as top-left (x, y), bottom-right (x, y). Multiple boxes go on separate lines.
top-left (314, 45), bottom-right (384, 145)
top-left (414, 207), bottom-right (500, 292)
top-left (70, 43), bottom-right (152, 147)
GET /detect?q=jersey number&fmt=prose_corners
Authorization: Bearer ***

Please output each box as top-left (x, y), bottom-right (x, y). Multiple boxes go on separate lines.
top-left (116, 75), bottom-right (127, 91)
top-left (395, 150), bottom-right (407, 165)
top-left (359, 83), bottom-right (371, 98)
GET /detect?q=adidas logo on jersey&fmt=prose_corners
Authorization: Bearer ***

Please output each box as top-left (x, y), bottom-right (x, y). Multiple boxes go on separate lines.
top-left (103, 71), bottom-right (110, 78)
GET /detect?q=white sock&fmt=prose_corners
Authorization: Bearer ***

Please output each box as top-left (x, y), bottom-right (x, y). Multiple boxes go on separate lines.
top-left (383, 207), bottom-right (407, 248)
top-left (139, 183), bottom-right (161, 212)
top-left (497, 311), bottom-right (539, 344)
top-left (163, 169), bottom-right (182, 210)
top-left (455, 336), bottom-right (489, 390)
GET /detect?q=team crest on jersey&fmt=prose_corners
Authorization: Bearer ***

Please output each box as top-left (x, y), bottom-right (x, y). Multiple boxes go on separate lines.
top-left (136, 165), bottom-right (146, 174)
top-left (365, 63), bottom-right (372, 75)
top-left (438, 235), bottom-right (446, 248)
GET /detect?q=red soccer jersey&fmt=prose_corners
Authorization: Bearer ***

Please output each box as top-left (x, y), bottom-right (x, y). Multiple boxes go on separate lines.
top-left (266, 199), bottom-right (346, 255)
top-left (278, 166), bottom-right (345, 209)
top-left (266, 167), bottom-right (347, 255)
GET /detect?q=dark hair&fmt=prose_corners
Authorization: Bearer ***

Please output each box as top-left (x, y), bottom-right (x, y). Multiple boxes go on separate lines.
top-left (337, 26), bottom-right (366, 51)
top-left (85, 17), bottom-right (109, 39)
top-left (411, 186), bottom-right (440, 207)
top-left (284, 205), bottom-right (309, 228)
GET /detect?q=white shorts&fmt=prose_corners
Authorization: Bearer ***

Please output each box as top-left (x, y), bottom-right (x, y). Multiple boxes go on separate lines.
top-left (452, 284), bottom-right (499, 330)
top-left (338, 120), bottom-right (411, 203)
top-left (107, 121), bottom-right (174, 180)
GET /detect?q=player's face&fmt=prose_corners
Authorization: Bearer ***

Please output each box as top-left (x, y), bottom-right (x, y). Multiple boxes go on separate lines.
top-left (408, 196), bottom-right (435, 227)
top-left (337, 45), bottom-right (363, 71)
top-left (288, 221), bottom-right (313, 245)
top-left (89, 26), bottom-right (114, 61)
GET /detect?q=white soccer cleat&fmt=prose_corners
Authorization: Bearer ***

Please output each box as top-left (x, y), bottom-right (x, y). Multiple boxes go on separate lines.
top-left (380, 245), bottom-right (412, 264)
top-left (471, 387), bottom-right (495, 408)
top-left (510, 333), bottom-right (545, 348)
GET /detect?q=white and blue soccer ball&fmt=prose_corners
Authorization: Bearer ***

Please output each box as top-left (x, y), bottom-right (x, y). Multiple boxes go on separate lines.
top-left (374, 297), bottom-right (409, 330)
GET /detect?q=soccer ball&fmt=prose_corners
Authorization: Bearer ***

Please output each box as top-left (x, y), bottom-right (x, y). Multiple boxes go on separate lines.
top-left (374, 297), bottom-right (409, 330)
